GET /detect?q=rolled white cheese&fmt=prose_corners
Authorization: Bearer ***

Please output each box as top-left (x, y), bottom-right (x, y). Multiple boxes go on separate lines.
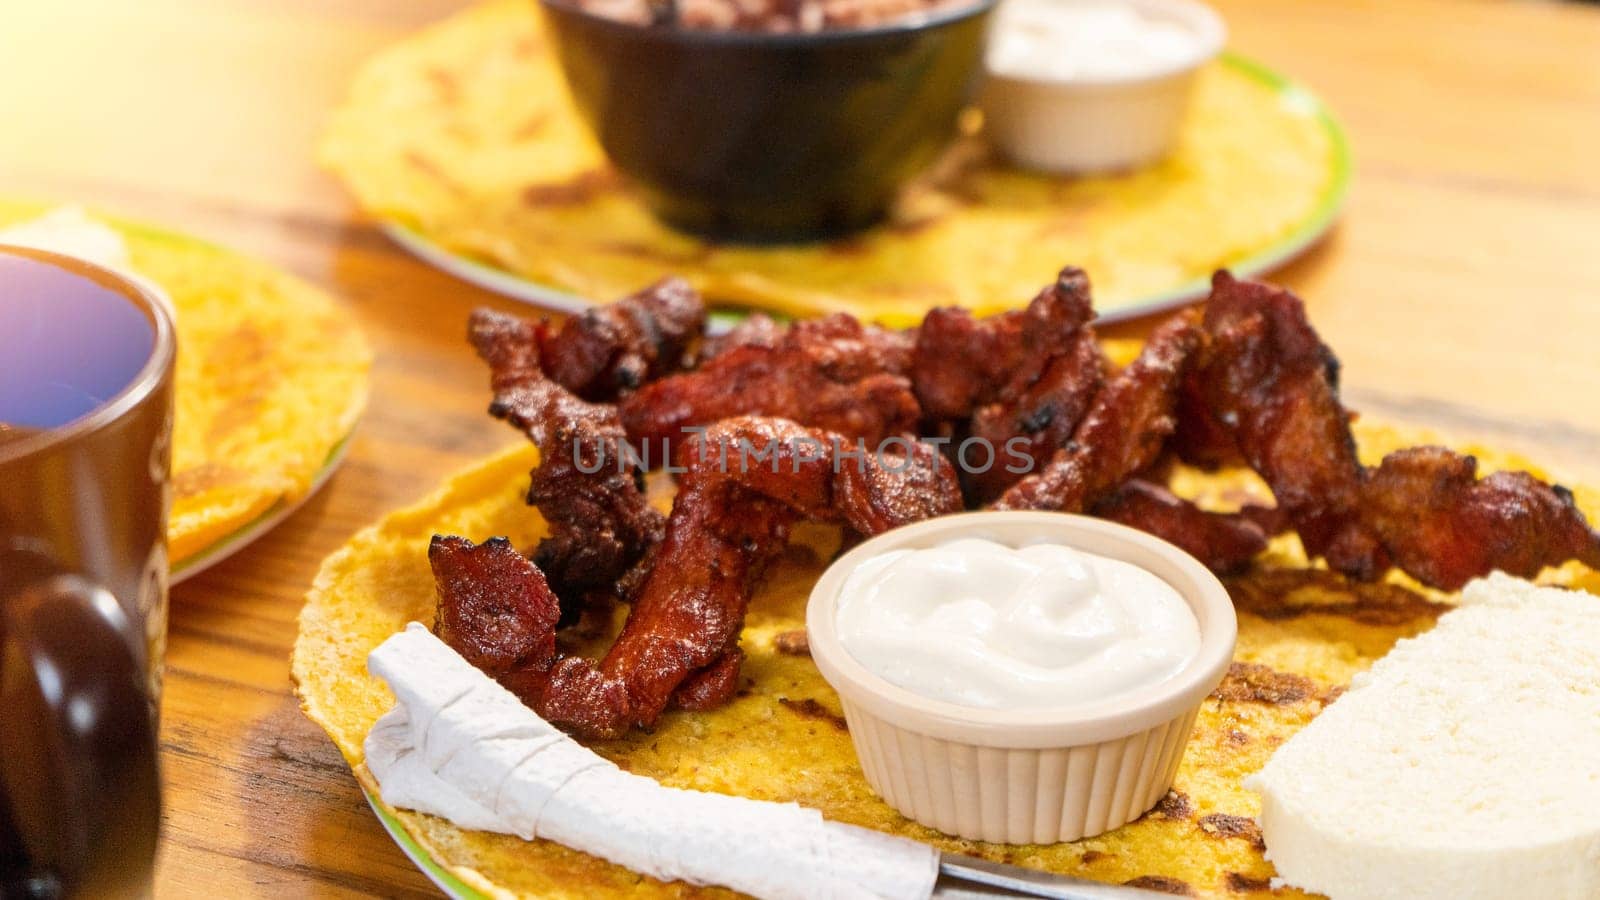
top-left (1246, 573), bottom-right (1600, 900)
top-left (365, 624), bottom-right (939, 900)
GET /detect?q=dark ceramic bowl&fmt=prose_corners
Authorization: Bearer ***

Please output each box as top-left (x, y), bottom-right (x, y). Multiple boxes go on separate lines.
top-left (538, 0), bottom-right (997, 242)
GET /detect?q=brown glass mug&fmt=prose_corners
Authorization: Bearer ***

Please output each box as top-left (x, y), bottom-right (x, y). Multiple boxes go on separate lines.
top-left (0, 245), bottom-right (171, 898)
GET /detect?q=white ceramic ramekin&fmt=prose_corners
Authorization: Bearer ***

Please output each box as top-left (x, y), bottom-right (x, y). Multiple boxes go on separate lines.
top-left (806, 511), bottom-right (1236, 844)
top-left (979, 0), bottom-right (1226, 174)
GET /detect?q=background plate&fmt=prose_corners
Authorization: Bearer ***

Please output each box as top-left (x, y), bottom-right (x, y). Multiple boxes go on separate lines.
top-left (170, 433), bottom-right (353, 583)
top-left (380, 52), bottom-right (1350, 325)
top-left (367, 791), bottom-right (486, 900)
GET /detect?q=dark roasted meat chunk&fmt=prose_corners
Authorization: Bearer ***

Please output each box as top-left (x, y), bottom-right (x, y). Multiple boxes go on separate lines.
top-left (911, 267), bottom-right (1096, 422)
top-left (966, 330), bottom-right (1105, 503)
top-left (620, 314), bottom-right (920, 457)
top-left (698, 312), bottom-right (784, 361)
top-left (1360, 446), bottom-right (1600, 590)
top-left (430, 535), bottom-right (562, 677)
top-left (1094, 481), bottom-right (1268, 574)
top-left (447, 416), bottom-right (962, 739)
top-left (469, 308), bottom-right (664, 609)
top-left (541, 277), bottom-right (705, 401)
top-left (1191, 271), bottom-right (1388, 579)
top-left (997, 309), bottom-right (1200, 513)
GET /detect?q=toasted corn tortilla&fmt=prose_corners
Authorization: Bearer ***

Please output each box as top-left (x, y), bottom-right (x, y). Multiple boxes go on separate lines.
top-left (321, 0), bottom-right (1345, 323)
top-left (293, 419), bottom-right (1599, 899)
top-left (0, 199), bottom-right (371, 568)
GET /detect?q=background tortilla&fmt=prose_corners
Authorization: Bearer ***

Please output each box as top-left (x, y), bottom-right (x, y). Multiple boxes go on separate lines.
top-left (293, 419), bottom-right (1599, 899)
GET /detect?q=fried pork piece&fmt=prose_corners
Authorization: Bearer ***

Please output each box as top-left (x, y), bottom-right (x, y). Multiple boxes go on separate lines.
top-left (511, 476), bottom-right (795, 738)
top-left (1360, 447), bottom-right (1600, 590)
top-left (911, 267), bottom-right (1096, 422)
top-left (698, 312), bottom-right (784, 362)
top-left (669, 648), bottom-right (746, 711)
top-left (619, 314), bottom-right (920, 457)
top-left (1190, 271), bottom-right (1600, 588)
top-left (1171, 373), bottom-right (1242, 470)
top-left (436, 417), bottom-right (962, 739)
top-left (1094, 481), bottom-right (1268, 574)
top-left (541, 277), bottom-right (705, 401)
top-left (966, 331), bottom-right (1104, 502)
top-left (1192, 272), bottom-right (1388, 579)
top-left (429, 535), bottom-right (560, 677)
top-left (469, 309), bottom-right (664, 609)
top-left (911, 267), bottom-right (1104, 502)
top-left (996, 309), bottom-right (1201, 513)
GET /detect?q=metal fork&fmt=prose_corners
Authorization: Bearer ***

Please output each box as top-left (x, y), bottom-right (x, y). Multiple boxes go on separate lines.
top-left (935, 854), bottom-right (1188, 899)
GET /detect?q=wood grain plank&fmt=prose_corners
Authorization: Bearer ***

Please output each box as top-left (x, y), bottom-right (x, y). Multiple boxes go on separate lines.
top-left (0, 0), bottom-right (1597, 896)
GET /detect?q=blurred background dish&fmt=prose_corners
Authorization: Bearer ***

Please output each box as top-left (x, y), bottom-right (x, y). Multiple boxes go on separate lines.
top-left (565, 0), bottom-right (980, 31)
top-left (539, 0), bottom-right (996, 240)
top-left (321, 0), bottom-right (1346, 324)
top-left (0, 201), bottom-right (371, 582)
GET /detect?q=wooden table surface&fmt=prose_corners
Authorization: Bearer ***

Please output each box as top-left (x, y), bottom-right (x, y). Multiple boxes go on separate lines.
top-left (3, 0), bottom-right (1599, 896)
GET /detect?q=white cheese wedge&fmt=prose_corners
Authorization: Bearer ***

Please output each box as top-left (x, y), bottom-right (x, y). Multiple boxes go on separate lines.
top-left (1245, 573), bottom-right (1600, 900)
top-left (365, 624), bottom-right (940, 900)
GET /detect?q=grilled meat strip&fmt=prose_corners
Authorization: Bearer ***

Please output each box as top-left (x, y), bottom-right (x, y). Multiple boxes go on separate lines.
top-left (541, 277), bottom-right (705, 401)
top-left (469, 308), bottom-right (664, 612)
top-left (1189, 271), bottom-right (1389, 579)
top-left (996, 309), bottom-right (1201, 513)
top-left (434, 417), bottom-right (962, 739)
top-left (620, 314), bottom-right (920, 459)
top-left (1360, 446), bottom-right (1600, 590)
top-left (1093, 481), bottom-right (1268, 574)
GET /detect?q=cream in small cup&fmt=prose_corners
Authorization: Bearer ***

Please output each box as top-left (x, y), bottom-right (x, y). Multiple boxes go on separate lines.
top-left (807, 511), bottom-right (1235, 843)
top-left (980, 0), bottom-right (1226, 173)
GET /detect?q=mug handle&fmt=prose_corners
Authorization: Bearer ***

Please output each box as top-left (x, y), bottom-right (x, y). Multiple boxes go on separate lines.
top-left (0, 551), bottom-right (162, 899)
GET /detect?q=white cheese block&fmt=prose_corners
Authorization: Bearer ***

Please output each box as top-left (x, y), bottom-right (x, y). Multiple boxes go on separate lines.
top-left (364, 624), bottom-right (939, 900)
top-left (1245, 573), bottom-right (1600, 900)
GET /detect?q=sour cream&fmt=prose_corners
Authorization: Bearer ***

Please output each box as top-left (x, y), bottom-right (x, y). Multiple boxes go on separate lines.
top-left (987, 0), bottom-right (1206, 83)
top-left (834, 538), bottom-right (1200, 710)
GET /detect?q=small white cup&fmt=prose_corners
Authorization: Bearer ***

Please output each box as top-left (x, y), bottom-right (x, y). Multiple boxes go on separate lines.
top-left (980, 0), bottom-right (1226, 174)
top-left (806, 511), bottom-right (1237, 844)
